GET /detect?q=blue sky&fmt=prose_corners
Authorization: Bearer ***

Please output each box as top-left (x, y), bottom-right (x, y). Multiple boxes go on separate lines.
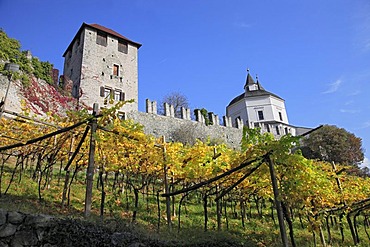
top-left (1, 0), bottom-right (370, 166)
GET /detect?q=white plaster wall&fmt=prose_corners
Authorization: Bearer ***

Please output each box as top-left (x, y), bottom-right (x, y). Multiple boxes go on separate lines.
top-left (226, 99), bottom-right (248, 127)
top-left (270, 97), bottom-right (289, 124)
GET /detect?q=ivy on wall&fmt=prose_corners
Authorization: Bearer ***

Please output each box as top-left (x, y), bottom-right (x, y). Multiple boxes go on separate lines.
top-left (0, 29), bottom-right (53, 86)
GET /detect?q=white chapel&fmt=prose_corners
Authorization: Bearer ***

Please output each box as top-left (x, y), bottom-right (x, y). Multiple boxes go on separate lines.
top-left (226, 70), bottom-right (298, 137)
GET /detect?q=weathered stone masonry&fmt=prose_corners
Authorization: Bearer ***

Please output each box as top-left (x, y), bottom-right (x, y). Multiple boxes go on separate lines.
top-left (127, 99), bottom-right (243, 149)
top-left (0, 209), bottom-right (146, 246)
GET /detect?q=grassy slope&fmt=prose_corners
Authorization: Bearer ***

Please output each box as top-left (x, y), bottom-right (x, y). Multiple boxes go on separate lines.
top-left (0, 164), bottom-right (367, 247)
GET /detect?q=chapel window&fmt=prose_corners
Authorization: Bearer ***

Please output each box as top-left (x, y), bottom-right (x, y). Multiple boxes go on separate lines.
top-left (279, 112), bottom-right (283, 121)
top-left (276, 126), bottom-right (280, 135)
top-left (258, 110), bottom-right (264, 120)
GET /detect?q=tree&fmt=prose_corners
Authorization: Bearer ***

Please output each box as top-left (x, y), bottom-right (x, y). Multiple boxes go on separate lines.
top-left (0, 30), bottom-right (21, 61)
top-left (171, 122), bottom-right (206, 145)
top-left (194, 108), bottom-right (211, 126)
top-left (159, 92), bottom-right (189, 118)
top-left (301, 125), bottom-right (364, 166)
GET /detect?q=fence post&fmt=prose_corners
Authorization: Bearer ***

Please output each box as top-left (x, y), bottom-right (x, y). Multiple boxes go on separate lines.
top-left (84, 103), bottom-right (98, 217)
top-left (266, 154), bottom-right (289, 247)
top-left (162, 136), bottom-right (172, 230)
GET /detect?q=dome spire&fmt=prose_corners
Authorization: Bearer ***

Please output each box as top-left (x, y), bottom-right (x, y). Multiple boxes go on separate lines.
top-left (244, 68), bottom-right (256, 90)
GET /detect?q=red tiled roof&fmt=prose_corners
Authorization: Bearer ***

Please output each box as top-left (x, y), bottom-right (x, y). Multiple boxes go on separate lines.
top-left (63, 23), bottom-right (141, 57)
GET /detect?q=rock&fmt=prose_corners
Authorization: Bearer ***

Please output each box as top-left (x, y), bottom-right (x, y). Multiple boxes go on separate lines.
top-left (0, 210), bottom-right (7, 226)
top-left (0, 223), bottom-right (17, 238)
top-left (7, 212), bottom-right (24, 224)
top-left (11, 231), bottom-right (38, 246)
top-left (128, 242), bottom-right (146, 247)
top-left (0, 241), bottom-right (9, 247)
top-left (24, 214), bottom-right (53, 227)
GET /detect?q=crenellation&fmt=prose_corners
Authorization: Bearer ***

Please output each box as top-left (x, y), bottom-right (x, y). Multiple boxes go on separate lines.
top-left (146, 99), bottom-right (152, 113)
top-left (223, 116), bottom-right (232, 127)
top-left (180, 107), bottom-right (187, 120)
top-left (170, 104), bottom-right (175, 117)
top-left (164, 103), bottom-right (170, 116)
top-left (236, 117), bottom-right (243, 129)
top-left (194, 109), bottom-right (205, 124)
top-left (215, 114), bottom-right (220, 125)
top-left (186, 108), bottom-right (191, 120)
top-left (151, 100), bottom-right (157, 114)
top-left (208, 112), bottom-right (216, 125)
top-left (145, 99), bottom-right (157, 114)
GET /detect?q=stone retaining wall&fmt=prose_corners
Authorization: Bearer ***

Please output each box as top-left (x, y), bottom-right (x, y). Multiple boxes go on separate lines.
top-left (0, 209), bottom-right (145, 247)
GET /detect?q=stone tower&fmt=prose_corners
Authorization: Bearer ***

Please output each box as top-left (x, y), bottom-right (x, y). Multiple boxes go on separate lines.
top-left (62, 23), bottom-right (141, 115)
top-left (226, 70), bottom-right (296, 137)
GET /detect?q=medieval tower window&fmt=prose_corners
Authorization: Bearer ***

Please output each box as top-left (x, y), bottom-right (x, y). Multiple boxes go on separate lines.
top-left (117, 112), bottom-right (126, 120)
top-left (100, 86), bottom-right (112, 98)
top-left (258, 110), bottom-right (264, 120)
top-left (118, 40), bottom-right (128, 53)
top-left (114, 90), bottom-right (125, 101)
top-left (96, 31), bottom-right (107, 46)
top-left (113, 64), bottom-right (119, 76)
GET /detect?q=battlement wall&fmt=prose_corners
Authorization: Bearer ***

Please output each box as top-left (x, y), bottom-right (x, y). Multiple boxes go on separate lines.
top-left (127, 99), bottom-right (243, 149)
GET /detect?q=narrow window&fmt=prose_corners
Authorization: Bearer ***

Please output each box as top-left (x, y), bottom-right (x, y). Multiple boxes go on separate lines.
top-left (113, 64), bottom-right (119, 76)
top-left (258, 110), bottom-right (264, 120)
top-left (96, 31), bottom-right (107, 46)
top-left (114, 90), bottom-right (121, 101)
top-left (285, 127), bottom-right (288, 135)
top-left (118, 40), bottom-right (128, 53)
top-left (265, 123), bottom-right (270, 132)
top-left (104, 88), bottom-right (112, 98)
top-left (279, 112), bottom-right (283, 121)
top-left (100, 86), bottom-right (112, 98)
top-left (117, 112), bottom-right (126, 120)
top-left (276, 126), bottom-right (280, 135)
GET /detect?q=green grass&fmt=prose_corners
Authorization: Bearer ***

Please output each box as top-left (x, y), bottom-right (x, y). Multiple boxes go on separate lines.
top-left (0, 163), bottom-right (368, 247)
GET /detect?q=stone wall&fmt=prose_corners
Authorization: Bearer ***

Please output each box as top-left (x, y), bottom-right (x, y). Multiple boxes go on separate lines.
top-left (0, 209), bottom-right (245, 247)
top-left (0, 209), bottom-right (145, 247)
top-left (0, 75), bottom-right (23, 115)
top-left (127, 99), bottom-right (243, 149)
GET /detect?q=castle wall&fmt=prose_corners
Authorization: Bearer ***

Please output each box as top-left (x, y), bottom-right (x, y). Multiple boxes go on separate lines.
top-left (127, 100), bottom-right (243, 149)
top-left (63, 30), bottom-right (84, 97)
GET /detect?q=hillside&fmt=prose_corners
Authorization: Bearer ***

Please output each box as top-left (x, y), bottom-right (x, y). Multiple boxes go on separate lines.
top-left (0, 29), bottom-right (82, 118)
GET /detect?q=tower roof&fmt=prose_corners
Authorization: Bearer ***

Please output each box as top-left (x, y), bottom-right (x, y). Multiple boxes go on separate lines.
top-left (228, 71), bottom-right (284, 107)
top-left (244, 73), bottom-right (256, 88)
top-left (63, 23), bottom-right (142, 57)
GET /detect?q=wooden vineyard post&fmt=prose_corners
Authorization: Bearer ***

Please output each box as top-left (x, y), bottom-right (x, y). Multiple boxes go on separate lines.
top-left (84, 103), bottom-right (98, 218)
top-left (162, 136), bottom-right (172, 230)
top-left (266, 154), bottom-right (289, 247)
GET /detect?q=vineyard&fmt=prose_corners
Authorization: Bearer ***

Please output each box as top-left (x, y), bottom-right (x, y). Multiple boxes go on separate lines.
top-left (0, 101), bottom-right (370, 246)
